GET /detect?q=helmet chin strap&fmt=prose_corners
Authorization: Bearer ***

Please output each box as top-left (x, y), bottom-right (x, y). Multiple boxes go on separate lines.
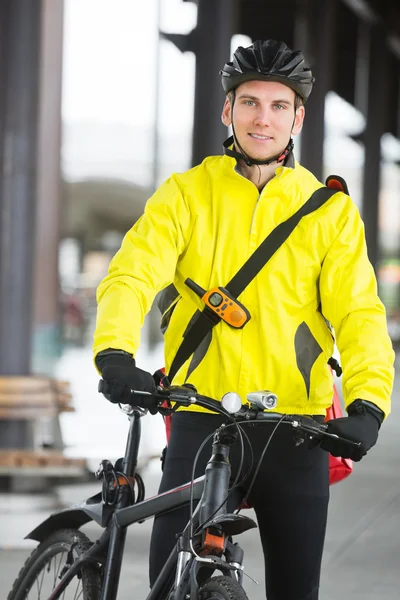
top-left (223, 135), bottom-right (294, 166)
top-left (223, 89), bottom-right (295, 167)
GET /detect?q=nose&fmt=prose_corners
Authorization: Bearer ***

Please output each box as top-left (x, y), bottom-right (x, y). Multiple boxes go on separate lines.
top-left (253, 105), bottom-right (271, 127)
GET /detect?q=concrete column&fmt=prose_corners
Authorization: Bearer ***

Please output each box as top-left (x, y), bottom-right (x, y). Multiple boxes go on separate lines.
top-left (32, 0), bottom-right (64, 375)
top-left (191, 0), bottom-right (237, 166)
top-left (361, 26), bottom-right (390, 270)
top-left (161, 0), bottom-right (237, 166)
top-left (0, 0), bottom-right (42, 446)
top-left (0, 0), bottom-right (41, 374)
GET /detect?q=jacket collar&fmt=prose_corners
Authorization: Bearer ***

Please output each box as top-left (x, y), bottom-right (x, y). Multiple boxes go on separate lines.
top-left (284, 150), bottom-right (295, 169)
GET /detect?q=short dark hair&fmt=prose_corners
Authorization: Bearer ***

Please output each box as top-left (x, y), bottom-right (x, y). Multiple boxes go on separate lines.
top-left (294, 92), bottom-right (304, 110)
top-left (227, 90), bottom-right (234, 104)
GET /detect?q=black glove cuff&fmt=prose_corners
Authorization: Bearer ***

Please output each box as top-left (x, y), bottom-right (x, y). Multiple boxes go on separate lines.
top-left (348, 399), bottom-right (385, 428)
top-left (95, 348), bottom-right (135, 373)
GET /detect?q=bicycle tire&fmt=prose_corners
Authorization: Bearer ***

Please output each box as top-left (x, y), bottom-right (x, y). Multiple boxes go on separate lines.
top-left (198, 575), bottom-right (249, 600)
top-left (7, 528), bottom-right (102, 600)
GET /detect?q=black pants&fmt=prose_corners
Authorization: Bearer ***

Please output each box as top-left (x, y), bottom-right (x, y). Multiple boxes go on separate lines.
top-left (149, 412), bottom-right (330, 600)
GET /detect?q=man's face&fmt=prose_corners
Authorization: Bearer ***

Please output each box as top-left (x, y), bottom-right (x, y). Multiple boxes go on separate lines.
top-left (221, 80), bottom-right (305, 162)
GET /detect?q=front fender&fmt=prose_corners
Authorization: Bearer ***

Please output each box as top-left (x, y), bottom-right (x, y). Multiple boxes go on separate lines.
top-left (26, 492), bottom-right (113, 542)
top-left (202, 513), bottom-right (257, 536)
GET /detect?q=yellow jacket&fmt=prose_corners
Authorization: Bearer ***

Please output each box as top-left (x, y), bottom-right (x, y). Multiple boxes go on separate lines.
top-left (94, 154), bottom-right (394, 416)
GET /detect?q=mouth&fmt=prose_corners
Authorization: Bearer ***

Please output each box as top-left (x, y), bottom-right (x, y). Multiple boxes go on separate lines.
top-left (248, 133), bottom-right (273, 142)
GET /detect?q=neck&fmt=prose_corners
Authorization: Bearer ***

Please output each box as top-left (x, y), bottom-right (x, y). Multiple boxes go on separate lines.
top-left (238, 159), bottom-right (279, 191)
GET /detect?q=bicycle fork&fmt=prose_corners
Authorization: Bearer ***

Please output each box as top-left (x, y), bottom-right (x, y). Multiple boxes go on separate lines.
top-left (100, 409), bottom-right (142, 600)
top-left (172, 433), bottom-right (245, 598)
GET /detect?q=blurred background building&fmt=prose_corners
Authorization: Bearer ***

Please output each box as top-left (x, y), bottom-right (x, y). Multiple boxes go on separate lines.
top-left (0, 0), bottom-right (399, 475)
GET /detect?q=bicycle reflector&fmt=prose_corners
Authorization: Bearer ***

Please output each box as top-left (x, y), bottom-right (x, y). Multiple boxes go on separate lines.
top-left (185, 278), bottom-right (250, 328)
top-left (221, 392), bottom-right (242, 414)
top-left (201, 527), bottom-right (225, 555)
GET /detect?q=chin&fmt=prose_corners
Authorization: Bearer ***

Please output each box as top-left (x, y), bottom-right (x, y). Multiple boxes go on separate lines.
top-left (239, 142), bottom-right (278, 163)
top-left (244, 150), bottom-right (277, 163)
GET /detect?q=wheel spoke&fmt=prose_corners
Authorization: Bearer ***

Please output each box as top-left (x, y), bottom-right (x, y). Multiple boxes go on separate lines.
top-left (73, 577), bottom-right (84, 599)
top-left (56, 551), bottom-right (66, 584)
top-left (38, 559), bottom-right (46, 594)
top-left (60, 551), bottom-right (67, 576)
top-left (30, 551), bottom-right (85, 600)
top-left (62, 570), bottom-right (67, 600)
top-left (35, 558), bottom-right (47, 598)
top-left (10, 532), bottom-right (99, 600)
top-left (53, 554), bottom-right (58, 589)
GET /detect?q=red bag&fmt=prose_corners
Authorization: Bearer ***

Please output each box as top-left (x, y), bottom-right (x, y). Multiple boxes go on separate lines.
top-left (326, 384), bottom-right (353, 484)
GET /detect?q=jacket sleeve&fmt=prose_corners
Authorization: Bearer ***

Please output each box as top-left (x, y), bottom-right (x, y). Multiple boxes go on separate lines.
top-left (319, 198), bottom-right (395, 417)
top-left (93, 176), bottom-right (192, 358)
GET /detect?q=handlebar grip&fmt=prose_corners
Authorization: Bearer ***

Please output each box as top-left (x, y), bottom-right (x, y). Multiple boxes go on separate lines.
top-left (98, 378), bottom-right (159, 413)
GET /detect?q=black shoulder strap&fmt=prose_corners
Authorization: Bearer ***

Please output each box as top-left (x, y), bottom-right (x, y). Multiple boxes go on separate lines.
top-left (226, 187), bottom-right (336, 298)
top-left (168, 186), bottom-right (338, 382)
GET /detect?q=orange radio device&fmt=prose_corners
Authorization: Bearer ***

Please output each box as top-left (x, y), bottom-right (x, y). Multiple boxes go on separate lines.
top-left (185, 278), bottom-right (250, 329)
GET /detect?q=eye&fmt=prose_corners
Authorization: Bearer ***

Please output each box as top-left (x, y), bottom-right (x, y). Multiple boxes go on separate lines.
top-left (273, 103), bottom-right (285, 110)
top-left (243, 100), bottom-right (256, 106)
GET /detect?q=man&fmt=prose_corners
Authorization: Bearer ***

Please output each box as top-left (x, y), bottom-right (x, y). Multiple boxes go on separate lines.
top-left (93, 40), bottom-right (394, 599)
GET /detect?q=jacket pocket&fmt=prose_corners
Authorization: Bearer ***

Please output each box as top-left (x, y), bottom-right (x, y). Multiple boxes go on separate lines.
top-left (157, 284), bottom-right (181, 334)
top-left (294, 321), bottom-right (323, 398)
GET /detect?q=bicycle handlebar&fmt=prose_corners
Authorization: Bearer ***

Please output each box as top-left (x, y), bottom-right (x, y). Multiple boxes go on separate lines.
top-left (97, 379), bottom-right (361, 448)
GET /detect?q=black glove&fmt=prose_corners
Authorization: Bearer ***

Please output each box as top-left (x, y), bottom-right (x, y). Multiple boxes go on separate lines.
top-left (320, 400), bottom-right (384, 462)
top-left (96, 349), bottom-right (156, 406)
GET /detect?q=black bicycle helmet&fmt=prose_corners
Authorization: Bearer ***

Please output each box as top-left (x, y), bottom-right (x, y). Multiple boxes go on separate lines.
top-left (220, 39), bottom-right (314, 103)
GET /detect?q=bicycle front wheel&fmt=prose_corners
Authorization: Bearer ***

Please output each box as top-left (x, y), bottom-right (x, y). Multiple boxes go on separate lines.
top-left (7, 528), bottom-right (101, 600)
top-left (198, 575), bottom-right (249, 600)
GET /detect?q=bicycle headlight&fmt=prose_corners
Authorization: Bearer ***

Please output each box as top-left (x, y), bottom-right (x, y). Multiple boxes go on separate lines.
top-left (246, 391), bottom-right (278, 410)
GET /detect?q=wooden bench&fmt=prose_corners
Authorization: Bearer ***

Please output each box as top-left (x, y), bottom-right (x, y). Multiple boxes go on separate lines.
top-left (0, 376), bottom-right (75, 418)
top-left (0, 376), bottom-right (87, 481)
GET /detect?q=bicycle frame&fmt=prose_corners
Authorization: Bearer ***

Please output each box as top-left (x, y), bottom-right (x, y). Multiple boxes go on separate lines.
top-left (39, 408), bottom-right (255, 600)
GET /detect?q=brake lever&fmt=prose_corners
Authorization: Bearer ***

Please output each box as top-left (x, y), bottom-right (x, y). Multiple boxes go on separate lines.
top-left (292, 417), bottom-right (361, 448)
top-left (98, 379), bottom-right (199, 411)
top-left (321, 431), bottom-right (361, 447)
top-left (97, 379), bottom-right (169, 407)
top-left (158, 385), bottom-right (198, 404)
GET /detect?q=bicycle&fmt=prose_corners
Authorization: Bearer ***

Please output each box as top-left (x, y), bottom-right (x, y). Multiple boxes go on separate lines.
top-left (7, 380), bottom-right (359, 600)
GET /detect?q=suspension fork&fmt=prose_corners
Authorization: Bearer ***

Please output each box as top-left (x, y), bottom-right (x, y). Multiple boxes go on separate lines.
top-left (100, 408), bottom-right (142, 600)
